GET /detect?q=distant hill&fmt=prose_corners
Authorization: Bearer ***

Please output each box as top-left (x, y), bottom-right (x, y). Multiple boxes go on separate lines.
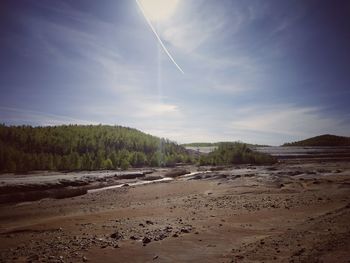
top-left (0, 124), bottom-right (192, 173)
top-left (182, 142), bottom-right (269, 148)
top-left (283, 134), bottom-right (350, 147)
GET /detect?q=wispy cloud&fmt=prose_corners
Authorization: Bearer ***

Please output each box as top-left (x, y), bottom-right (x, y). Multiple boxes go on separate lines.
top-left (1, 1), bottom-right (349, 146)
top-left (0, 107), bottom-right (97, 126)
top-left (141, 104), bottom-right (350, 145)
top-left (161, 1), bottom-right (228, 53)
top-left (231, 105), bottom-right (350, 140)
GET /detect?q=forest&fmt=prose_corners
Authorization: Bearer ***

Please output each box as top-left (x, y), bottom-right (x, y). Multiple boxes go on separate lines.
top-left (0, 124), bottom-right (193, 173)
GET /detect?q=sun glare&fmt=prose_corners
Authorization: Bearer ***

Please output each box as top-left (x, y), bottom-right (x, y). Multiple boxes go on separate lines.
top-left (138, 0), bottom-right (180, 21)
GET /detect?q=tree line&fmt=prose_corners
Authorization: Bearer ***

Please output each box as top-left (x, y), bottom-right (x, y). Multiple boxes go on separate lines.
top-left (0, 124), bottom-right (194, 173)
top-left (198, 142), bottom-right (277, 166)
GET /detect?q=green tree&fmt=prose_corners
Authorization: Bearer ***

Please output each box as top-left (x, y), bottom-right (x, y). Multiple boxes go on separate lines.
top-left (0, 124), bottom-right (193, 172)
top-left (120, 159), bottom-right (130, 170)
top-left (103, 158), bottom-right (114, 170)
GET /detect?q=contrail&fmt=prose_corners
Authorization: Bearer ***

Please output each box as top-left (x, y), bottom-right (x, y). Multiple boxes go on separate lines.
top-left (136, 0), bottom-right (184, 74)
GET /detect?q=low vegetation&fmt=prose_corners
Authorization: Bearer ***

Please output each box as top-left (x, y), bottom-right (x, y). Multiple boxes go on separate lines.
top-left (198, 142), bottom-right (277, 166)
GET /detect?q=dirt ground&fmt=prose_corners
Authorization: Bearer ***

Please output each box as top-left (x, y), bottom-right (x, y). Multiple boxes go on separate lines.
top-left (1, 161), bottom-right (350, 263)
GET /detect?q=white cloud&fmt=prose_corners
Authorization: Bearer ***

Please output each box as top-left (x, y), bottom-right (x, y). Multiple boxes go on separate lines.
top-left (136, 102), bottom-right (179, 117)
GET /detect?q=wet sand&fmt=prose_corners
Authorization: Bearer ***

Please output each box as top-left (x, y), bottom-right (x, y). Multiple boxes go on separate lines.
top-left (1, 161), bottom-right (350, 262)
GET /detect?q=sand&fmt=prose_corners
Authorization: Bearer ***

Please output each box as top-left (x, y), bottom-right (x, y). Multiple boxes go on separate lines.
top-left (1, 160), bottom-right (350, 263)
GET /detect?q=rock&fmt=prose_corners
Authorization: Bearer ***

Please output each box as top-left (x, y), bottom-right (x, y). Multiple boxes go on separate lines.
top-left (117, 172), bottom-right (145, 179)
top-left (142, 237), bottom-right (151, 244)
top-left (154, 233), bottom-right (167, 241)
top-left (146, 220), bottom-right (154, 225)
top-left (190, 175), bottom-right (202, 180)
top-left (165, 169), bottom-right (190, 178)
top-left (153, 255), bottom-right (159, 260)
top-left (142, 175), bottom-right (162, 181)
top-left (110, 232), bottom-right (123, 240)
top-left (82, 256), bottom-right (88, 262)
top-left (164, 226), bottom-right (172, 232)
top-left (180, 227), bottom-right (192, 233)
top-left (142, 170), bottom-right (155, 175)
top-left (0, 185), bottom-right (87, 204)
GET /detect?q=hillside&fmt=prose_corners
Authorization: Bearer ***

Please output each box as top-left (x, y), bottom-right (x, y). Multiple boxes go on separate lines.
top-left (283, 134), bottom-right (350, 147)
top-left (0, 124), bottom-right (192, 173)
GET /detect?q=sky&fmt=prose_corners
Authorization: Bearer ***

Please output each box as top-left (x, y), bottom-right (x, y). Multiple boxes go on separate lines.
top-left (1, 0), bottom-right (350, 145)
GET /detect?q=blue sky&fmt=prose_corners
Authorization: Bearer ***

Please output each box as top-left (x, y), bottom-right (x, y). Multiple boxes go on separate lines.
top-left (1, 0), bottom-right (350, 145)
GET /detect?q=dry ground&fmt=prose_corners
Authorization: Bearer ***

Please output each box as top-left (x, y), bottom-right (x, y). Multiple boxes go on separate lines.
top-left (1, 161), bottom-right (350, 263)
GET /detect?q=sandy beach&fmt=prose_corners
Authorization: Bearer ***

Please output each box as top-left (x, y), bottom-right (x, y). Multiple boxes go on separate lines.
top-left (1, 159), bottom-right (350, 263)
